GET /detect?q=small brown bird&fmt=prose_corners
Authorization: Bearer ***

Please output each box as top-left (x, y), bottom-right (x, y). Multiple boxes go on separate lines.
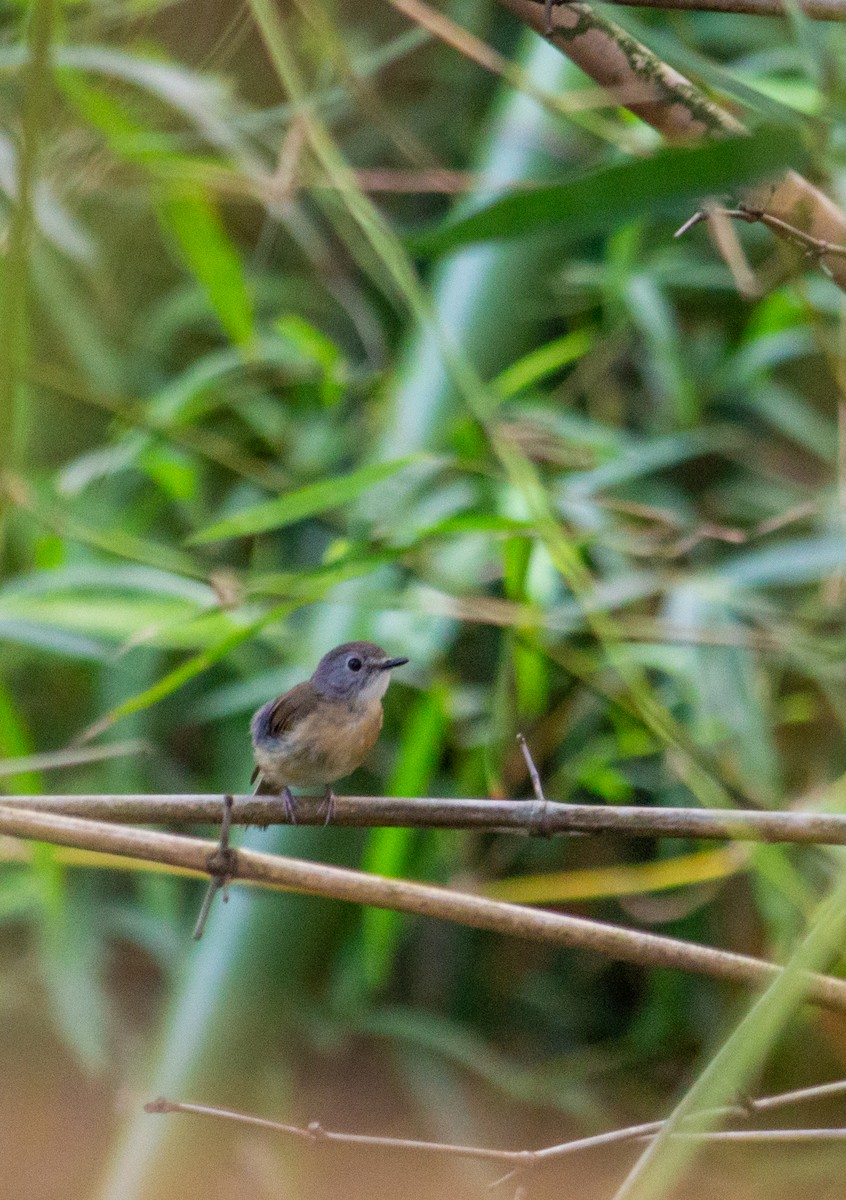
top-left (250, 641), bottom-right (408, 823)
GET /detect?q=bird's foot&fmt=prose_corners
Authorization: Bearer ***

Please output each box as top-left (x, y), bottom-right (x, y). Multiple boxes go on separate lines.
top-left (282, 786), bottom-right (298, 825)
top-left (317, 787), bottom-right (336, 827)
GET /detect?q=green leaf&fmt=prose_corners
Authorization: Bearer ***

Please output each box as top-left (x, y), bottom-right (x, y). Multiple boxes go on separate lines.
top-left (8, 479), bottom-right (207, 578)
top-left (187, 456), bottom-right (421, 545)
top-left (492, 328), bottom-right (594, 401)
top-left (58, 73), bottom-right (161, 162)
top-left (415, 125), bottom-right (807, 255)
top-left (158, 188), bottom-right (254, 346)
top-left (0, 595), bottom-right (201, 645)
top-left (80, 601), bottom-right (296, 738)
top-left (275, 314), bottom-right (345, 407)
top-left (0, 620), bottom-right (112, 661)
top-left (0, 679), bottom-right (39, 793)
top-left (246, 550), bottom-right (403, 598)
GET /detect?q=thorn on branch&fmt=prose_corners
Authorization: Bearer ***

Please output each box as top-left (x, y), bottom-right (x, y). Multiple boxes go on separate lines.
top-left (517, 733), bottom-right (553, 837)
top-left (674, 210), bottom-right (706, 238)
top-left (192, 794), bottom-right (236, 941)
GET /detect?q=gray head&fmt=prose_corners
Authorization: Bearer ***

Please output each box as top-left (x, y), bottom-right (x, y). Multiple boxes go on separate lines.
top-left (311, 640), bottom-right (408, 702)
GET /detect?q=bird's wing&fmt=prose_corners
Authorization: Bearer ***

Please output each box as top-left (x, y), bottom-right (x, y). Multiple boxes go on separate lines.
top-left (265, 680), bottom-right (318, 738)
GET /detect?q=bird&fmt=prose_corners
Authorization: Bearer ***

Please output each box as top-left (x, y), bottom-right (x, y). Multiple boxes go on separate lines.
top-left (250, 641), bottom-right (408, 824)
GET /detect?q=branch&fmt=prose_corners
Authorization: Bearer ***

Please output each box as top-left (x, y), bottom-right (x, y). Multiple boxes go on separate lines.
top-left (2, 804), bottom-right (846, 1009)
top-left (494, 0), bottom-right (846, 290)
top-left (6, 793), bottom-right (846, 847)
top-left (539, 0), bottom-right (846, 19)
top-left (144, 1076), bottom-right (846, 1177)
top-left (497, 0), bottom-right (743, 136)
top-left (677, 205), bottom-right (846, 263)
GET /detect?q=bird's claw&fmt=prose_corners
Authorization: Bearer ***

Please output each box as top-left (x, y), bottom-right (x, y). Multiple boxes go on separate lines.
top-left (282, 786), bottom-right (298, 826)
top-left (318, 788), bottom-right (336, 827)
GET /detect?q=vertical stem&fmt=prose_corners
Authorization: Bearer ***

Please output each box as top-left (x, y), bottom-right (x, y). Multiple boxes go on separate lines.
top-left (0, 0), bottom-right (55, 558)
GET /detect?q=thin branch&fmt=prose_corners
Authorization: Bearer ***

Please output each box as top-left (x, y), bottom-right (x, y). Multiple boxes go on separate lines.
top-left (0, 739), bottom-right (148, 777)
top-left (677, 206), bottom-right (846, 262)
top-left (144, 1097), bottom-right (527, 1164)
top-left (537, 0), bottom-right (846, 19)
top-left (701, 203), bottom-right (761, 299)
top-left (674, 1129), bottom-right (846, 1140)
top-left (533, 1077), bottom-right (846, 1161)
top-left (1, 804), bottom-right (846, 1009)
top-left (144, 1076), bottom-right (846, 1175)
top-left (7, 793), bottom-right (846, 847)
top-left (349, 168), bottom-right (478, 193)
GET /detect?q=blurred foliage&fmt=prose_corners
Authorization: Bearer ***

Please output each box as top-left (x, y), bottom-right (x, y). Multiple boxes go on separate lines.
top-left (4, 0), bottom-right (846, 1198)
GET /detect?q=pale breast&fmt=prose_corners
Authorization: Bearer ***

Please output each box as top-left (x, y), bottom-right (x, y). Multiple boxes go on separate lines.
top-left (255, 699), bottom-right (384, 789)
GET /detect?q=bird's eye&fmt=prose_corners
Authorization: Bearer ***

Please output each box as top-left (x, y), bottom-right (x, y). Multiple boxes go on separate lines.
top-left (347, 656), bottom-right (362, 672)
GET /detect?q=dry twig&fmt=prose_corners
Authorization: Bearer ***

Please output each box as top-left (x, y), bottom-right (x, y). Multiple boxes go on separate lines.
top-left (143, 1075), bottom-right (846, 1184)
top-left (677, 205), bottom-right (846, 267)
top-left (7, 792), bottom-right (846, 846)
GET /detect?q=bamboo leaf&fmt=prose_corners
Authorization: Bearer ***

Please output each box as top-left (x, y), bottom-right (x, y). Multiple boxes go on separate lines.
top-left (158, 188), bottom-right (254, 346)
top-left (415, 125), bottom-right (807, 254)
top-left (187, 457), bottom-right (422, 545)
top-left (492, 329), bottom-right (594, 401)
top-left (484, 847), bottom-right (747, 905)
top-left (79, 602), bottom-right (295, 739)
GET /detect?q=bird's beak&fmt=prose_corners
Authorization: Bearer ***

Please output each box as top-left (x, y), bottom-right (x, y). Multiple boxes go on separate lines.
top-left (380, 656), bottom-right (409, 670)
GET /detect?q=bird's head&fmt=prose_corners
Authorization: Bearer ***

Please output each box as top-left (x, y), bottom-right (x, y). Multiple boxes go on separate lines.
top-left (311, 641), bottom-right (408, 703)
